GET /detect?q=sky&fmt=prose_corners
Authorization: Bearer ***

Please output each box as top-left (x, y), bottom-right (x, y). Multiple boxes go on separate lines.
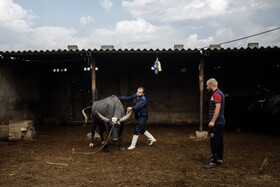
top-left (0, 0), bottom-right (280, 51)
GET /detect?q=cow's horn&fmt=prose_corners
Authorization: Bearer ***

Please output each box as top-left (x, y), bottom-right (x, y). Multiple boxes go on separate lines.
top-left (96, 111), bottom-right (110, 122)
top-left (258, 99), bottom-right (266, 103)
top-left (82, 108), bottom-right (88, 124)
top-left (263, 88), bottom-right (270, 92)
top-left (82, 106), bottom-right (92, 127)
top-left (120, 110), bottom-right (132, 122)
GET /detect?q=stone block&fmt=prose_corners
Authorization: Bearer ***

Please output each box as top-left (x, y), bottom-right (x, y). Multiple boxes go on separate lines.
top-left (0, 125), bottom-right (9, 139)
top-left (8, 137), bottom-right (22, 141)
top-left (8, 120), bottom-right (36, 141)
top-left (23, 130), bottom-right (36, 140)
top-left (9, 127), bottom-right (23, 140)
top-left (195, 131), bottom-right (208, 138)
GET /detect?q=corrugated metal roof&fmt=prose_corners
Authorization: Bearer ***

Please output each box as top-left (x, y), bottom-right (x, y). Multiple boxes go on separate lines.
top-left (0, 46), bottom-right (279, 64)
top-left (0, 46), bottom-right (279, 55)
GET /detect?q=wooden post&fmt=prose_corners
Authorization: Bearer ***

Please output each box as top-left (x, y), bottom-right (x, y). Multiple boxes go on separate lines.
top-left (199, 57), bottom-right (204, 132)
top-left (91, 58), bottom-right (96, 102)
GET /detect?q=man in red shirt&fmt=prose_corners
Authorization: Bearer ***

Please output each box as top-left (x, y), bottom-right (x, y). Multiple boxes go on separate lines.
top-left (204, 78), bottom-right (225, 169)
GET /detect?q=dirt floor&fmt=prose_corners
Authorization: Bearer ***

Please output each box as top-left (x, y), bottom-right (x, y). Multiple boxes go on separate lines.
top-left (1, 124), bottom-right (280, 187)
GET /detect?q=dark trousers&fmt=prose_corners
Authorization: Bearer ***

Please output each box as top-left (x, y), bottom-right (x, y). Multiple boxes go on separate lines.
top-left (134, 116), bottom-right (148, 135)
top-left (210, 124), bottom-right (224, 163)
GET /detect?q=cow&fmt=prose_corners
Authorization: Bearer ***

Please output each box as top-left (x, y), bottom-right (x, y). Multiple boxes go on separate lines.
top-left (82, 95), bottom-right (132, 151)
top-left (248, 86), bottom-right (280, 115)
top-left (225, 96), bottom-right (252, 131)
top-left (248, 86), bottom-right (280, 135)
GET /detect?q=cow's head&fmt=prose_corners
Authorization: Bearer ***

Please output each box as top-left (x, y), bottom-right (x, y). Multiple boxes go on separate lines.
top-left (95, 110), bottom-right (132, 141)
top-left (248, 99), bottom-right (265, 112)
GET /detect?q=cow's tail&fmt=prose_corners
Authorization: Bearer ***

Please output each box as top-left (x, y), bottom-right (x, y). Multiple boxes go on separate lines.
top-left (82, 106), bottom-right (92, 127)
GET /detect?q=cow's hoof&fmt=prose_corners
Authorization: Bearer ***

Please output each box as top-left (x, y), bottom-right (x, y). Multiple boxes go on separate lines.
top-left (89, 143), bottom-right (94, 148)
top-left (119, 146), bottom-right (125, 151)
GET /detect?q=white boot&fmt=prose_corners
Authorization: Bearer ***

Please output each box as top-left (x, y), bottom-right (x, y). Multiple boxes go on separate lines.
top-left (127, 135), bottom-right (139, 150)
top-left (144, 131), bottom-right (156, 146)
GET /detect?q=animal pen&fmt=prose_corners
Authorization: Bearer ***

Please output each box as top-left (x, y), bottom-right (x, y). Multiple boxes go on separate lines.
top-left (0, 46), bottom-right (279, 129)
top-left (0, 46), bottom-right (280, 186)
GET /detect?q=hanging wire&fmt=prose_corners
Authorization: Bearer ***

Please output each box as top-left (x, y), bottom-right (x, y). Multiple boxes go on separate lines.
top-left (199, 26), bottom-right (280, 49)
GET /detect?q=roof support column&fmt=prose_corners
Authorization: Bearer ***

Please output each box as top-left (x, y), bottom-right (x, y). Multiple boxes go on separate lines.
top-left (91, 57), bottom-right (96, 102)
top-left (199, 57), bottom-right (204, 132)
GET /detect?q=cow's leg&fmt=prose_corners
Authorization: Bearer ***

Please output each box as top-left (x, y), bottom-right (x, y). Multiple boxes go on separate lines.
top-left (103, 143), bottom-right (109, 152)
top-left (103, 122), bottom-right (110, 152)
top-left (89, 122), bottom-right (96, 149)
top-left (99, 127), bottom-right (105, 145)
top-left (119, 122), bottom-right (125, 151)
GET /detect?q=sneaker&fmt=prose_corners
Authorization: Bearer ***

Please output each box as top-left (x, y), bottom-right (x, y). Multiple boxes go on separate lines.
top-left (203, 163), bottom-right (217, 169)
top-left (216, 161), bottom-right (223, 166)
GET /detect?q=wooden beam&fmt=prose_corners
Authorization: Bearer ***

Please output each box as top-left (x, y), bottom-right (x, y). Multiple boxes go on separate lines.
top-left (91, 58), bottom-right (96, 102)
top-left (199, 57), bottom-right (204, 132)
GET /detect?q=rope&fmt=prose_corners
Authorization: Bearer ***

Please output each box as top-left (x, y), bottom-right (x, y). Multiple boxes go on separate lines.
top-left (72, 123), bottom-right (116, 155)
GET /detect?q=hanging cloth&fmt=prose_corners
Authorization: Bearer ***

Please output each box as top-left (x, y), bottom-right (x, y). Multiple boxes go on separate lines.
top-left (153, 58), bottom-right (159, 74)
top-left (153, 57), bottom-right (162, 74)
top-left (157, 61), bottom-right (162, 72)
top-left (153, 58), bottom-right (158, 69)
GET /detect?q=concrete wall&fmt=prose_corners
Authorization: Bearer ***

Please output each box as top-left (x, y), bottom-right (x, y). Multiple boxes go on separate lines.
top-left (94, 54), bottom-right (201, 125)
top-left (0, 62), bottom-right (42, 125)
top-left (39, 61), bottom-right (91, 124)
top-left (1, 50), bottom-right (279, 127)
top-left (0, 60), bottom-right (90, 126)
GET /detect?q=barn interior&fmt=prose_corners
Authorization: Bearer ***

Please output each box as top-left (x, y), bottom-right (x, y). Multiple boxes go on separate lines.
top-left (0, 46), bottom-right (279, 132)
